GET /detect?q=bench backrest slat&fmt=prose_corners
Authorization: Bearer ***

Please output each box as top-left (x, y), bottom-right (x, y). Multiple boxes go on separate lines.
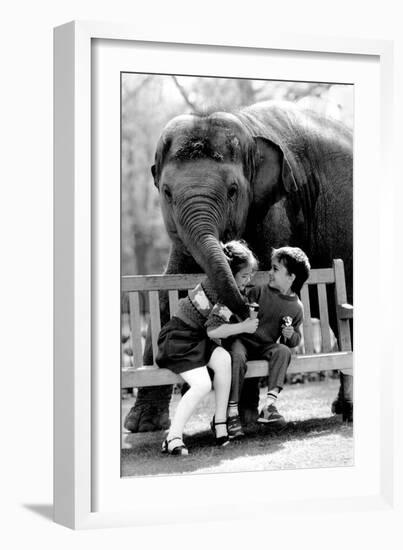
top-left (121, 267), bottom-right (336, 292)
top-left (168, 290), bottom-right (179, 318)
top-left (317, 283), bottom-right (332, 352)
top-left (122, 274), bottom-right (206, 292)
top-left (333, 259), bottom-right (352, 351)
top-left (306, 268), bottom-right (335, 285)
top-left (128, 292), bottom-right (144, 368)
top-left (300, 284), bottom-right (314, 353)
top-left (149, 291), bottom-right (161, 362)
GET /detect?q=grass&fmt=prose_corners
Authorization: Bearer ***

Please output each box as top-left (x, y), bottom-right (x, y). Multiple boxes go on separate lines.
top-left (121, 378), bottom-right (353, 477)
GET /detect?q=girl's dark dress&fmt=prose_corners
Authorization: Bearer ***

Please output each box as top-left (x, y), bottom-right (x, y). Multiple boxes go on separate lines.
top-left (156, 278), bottom-right (224, 375)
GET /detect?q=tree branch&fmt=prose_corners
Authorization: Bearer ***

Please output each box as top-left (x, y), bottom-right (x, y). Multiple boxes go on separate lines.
top-left (171, 76), bottom-right (197, 111)
top-left (123, 75), bottom-right (154, 103)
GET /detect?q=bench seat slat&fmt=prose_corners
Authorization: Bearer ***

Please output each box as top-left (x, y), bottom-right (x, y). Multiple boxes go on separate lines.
top-left (122, 352), bottom-right (353, 388)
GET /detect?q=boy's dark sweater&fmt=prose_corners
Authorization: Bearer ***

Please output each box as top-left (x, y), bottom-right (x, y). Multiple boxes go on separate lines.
top-left (242, 285), bottom-right (303, 348)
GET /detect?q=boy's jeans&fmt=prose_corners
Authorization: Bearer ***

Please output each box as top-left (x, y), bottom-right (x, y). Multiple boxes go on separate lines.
top-left (229, 338), bottom-right (292, 420)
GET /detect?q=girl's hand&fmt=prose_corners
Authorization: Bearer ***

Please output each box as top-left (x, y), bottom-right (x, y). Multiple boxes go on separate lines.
top-left (282, 326), bottom-right (294, 340)
top-left (242, 318), bottom-right (259, 334)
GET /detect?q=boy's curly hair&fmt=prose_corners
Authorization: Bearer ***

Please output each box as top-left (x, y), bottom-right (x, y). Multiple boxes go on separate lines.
top-left (221, 240), bottom-right (258, 275)
top-left (271, 246), bottom-right (311, 293)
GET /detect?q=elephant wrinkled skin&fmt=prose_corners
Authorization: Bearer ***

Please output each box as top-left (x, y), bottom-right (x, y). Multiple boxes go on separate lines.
top-left (124, 101), bottom-right (353, 433)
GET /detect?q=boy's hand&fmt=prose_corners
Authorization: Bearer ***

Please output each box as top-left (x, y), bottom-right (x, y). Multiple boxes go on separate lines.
top-left (242, 318), bottom-right (259, 334)
top-left (282, 326), bottom-right (294, 340)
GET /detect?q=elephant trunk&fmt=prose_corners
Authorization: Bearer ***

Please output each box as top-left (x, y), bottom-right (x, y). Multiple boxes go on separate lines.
top-left (175, 197), bottom-right (249, 318)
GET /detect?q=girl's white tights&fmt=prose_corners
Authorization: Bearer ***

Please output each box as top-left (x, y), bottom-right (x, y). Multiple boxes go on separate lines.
top-left (167, 347), bottom-right (232, 441)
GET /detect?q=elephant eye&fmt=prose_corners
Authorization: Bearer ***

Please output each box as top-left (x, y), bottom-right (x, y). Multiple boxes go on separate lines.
top-left (228, 184), bottom-right (238, 201)
top-left (163, 186), bottom-right (172, 203)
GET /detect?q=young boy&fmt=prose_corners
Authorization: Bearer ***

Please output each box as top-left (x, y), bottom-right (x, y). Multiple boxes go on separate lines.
top-left (210, 246), bottom-right (310, 437)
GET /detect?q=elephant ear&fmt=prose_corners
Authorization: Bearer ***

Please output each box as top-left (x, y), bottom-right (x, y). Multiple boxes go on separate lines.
top-left (151, 132), bottom-right (172, 189)
top-left (151, 164), bottom-right (158, 188)
top-left (251, 137), bottom-right (298, 216)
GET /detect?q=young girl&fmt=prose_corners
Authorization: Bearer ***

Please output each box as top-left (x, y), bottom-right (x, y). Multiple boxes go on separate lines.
top-left (206, 243), bottom-right (260, 439)
top-left (209, 246), bottom-right (310, 436)
top-left (156, 240), bottom-right (259, 456)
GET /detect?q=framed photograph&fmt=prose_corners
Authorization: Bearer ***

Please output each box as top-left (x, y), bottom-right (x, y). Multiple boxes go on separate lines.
top-left (54, 21), bottom-right (395, 529)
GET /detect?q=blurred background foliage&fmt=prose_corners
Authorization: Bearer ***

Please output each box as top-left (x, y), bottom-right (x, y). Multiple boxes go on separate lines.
top-left (122, 74), bottom-right (353, 276)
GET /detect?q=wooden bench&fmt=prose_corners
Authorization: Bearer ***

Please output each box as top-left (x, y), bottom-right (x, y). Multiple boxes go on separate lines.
top-left (121, 259), bottom-right (353, 388)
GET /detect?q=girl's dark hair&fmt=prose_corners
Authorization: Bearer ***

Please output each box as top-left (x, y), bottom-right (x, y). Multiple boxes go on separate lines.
top-left (221, 240), bottom-right (258, 275)
top-left (271, 246), bottom-right (311, 293)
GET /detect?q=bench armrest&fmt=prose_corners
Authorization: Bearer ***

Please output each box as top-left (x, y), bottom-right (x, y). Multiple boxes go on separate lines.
top-left (337, 303), bottom-right (353, 319)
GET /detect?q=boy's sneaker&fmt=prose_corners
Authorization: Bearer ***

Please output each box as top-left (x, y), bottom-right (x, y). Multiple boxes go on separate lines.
top-left (257, 404), bottom-right (286, 427)
top-left (227, 415), bottom-right (245, 439)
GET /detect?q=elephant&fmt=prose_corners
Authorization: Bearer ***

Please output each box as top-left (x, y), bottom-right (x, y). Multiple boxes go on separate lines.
top-left (123, 100), bottom-right (353, 433)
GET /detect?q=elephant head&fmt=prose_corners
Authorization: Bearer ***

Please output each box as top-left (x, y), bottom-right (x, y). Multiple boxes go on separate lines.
top-left (151, 107), bottom-right (299, 317)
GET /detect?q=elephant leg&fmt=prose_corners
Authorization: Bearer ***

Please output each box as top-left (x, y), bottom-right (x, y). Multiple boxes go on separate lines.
top-left (124, 294), bottom-right (173, 433)
top-left (331, 372), bottom-right (353, 423)
top-left (239, 378), bottom-right (260, 426)
top-left (124, 248), bottom-right (203, 433)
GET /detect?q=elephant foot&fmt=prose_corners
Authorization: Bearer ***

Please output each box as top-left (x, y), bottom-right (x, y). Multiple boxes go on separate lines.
top-left (331, 373), bottom-right (353, 423)
top-left (331, 397), bottom-right (343, 415)
top-left (239, 407), bottom-right (259, 427)
top-left (331, 398), bottom-right (353, 423)
top-left (123, 386), bottom-right (172, 433)
top-left (124, 403), bottom-right (171, 432)
top-left (342, 401), bottom-right (353, 423)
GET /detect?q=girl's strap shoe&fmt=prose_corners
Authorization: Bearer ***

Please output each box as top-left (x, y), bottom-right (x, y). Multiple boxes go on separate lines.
top-left (210, 417), bottom-right (230, 447)
top-left (161, 437), bottom-right (189, 456)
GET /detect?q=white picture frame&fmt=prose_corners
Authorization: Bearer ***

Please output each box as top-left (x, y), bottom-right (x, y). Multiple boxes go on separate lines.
top-left (54, 21), bottom-right (396, 530)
